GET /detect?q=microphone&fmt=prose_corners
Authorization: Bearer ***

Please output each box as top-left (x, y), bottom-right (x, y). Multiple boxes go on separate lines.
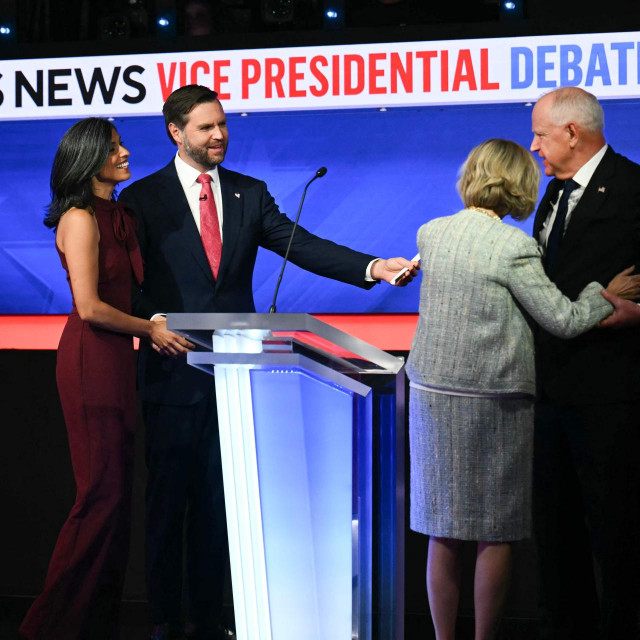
top-left (199, 194), bottom-right (208, 201)
top-left (269, 167), bottom-right (327, 313)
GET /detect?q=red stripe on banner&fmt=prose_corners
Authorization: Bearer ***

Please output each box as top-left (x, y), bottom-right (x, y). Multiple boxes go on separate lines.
top-left (0, 314), bottom-right (417, 351)
top-left (314, 314), bottom-right (417, 351)
top-left (0, 315), bottom-right (67, 350)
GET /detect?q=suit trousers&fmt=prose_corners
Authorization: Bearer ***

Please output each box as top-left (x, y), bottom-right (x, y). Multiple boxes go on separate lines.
top-left (533, 400), bottom-right (640, 640)
top-left (143, 394), bottom-right (228, 628)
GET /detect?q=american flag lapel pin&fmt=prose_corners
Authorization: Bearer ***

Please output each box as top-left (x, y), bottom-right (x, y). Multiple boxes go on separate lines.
top-left (234, 192), bottom-right (241, 198)
top-left (598, 186), bottom-right (606, 193)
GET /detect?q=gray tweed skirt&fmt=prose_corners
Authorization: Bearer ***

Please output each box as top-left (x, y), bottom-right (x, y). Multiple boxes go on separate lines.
top-left (409, 386), bottom-right (534, 542)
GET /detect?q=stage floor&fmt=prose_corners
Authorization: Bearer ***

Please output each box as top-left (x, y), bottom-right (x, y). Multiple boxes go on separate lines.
top-left (1, 596), bottom-right (538, 640)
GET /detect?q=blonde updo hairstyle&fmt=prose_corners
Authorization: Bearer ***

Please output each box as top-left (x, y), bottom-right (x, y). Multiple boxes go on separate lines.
top-left (457, 138), bottom-right (541, 221)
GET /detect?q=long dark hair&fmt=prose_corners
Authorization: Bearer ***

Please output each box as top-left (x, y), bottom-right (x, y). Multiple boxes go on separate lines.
top-left (44, 118), bottom-right (114, 229)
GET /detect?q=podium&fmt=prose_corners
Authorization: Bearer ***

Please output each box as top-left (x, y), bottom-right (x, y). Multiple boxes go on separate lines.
top-left (167, 313), bottom-right (405, 640)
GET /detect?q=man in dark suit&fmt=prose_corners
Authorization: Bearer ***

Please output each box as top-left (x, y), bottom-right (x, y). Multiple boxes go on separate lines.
top-left (530, 87), bottom-right (640, 640)
top-left (120, 84), bottom-right (418, 640)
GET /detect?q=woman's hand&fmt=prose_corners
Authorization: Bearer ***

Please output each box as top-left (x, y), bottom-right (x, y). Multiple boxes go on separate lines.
top-left (149, 319), bottom-right (195, 357)
top-left (606, 266), bottom-right (640, 300)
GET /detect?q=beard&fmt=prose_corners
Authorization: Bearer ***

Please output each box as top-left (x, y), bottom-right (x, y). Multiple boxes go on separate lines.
top-left (183, 132), bottom-right (226, 168)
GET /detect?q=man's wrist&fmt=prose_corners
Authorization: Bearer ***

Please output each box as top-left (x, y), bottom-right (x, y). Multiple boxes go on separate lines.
top-left (366, 258), bottom-right (381, 281)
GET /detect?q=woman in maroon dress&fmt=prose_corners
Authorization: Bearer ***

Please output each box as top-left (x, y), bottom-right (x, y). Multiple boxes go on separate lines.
top-left (20, 118), bottom-right (193, 640)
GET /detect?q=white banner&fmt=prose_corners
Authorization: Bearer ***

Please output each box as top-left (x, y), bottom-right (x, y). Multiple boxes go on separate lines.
top-left (1, 31), bottom-right (640, 119)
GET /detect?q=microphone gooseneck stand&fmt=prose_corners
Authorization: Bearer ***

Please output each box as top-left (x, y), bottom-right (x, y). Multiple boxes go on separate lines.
top-left (269, 167), bottom-right (327, 314)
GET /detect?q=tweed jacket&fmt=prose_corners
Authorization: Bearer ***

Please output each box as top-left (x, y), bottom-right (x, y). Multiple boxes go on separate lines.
top-left (405, 209), bottom-right (613, 396)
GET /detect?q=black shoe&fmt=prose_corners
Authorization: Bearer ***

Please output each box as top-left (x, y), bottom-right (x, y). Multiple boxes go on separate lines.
top-left (150, 623), bottom-right (185, 640)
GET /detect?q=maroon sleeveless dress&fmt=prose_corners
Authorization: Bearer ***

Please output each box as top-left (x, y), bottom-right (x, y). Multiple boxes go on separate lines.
top-left (20, 197), bottom-right (144, 640)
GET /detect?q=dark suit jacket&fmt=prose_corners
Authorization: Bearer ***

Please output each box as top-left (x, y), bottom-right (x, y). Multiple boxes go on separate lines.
top-left (119, 161), bottom-right (377, 406)
top-left (533, 146), bottom-right (640, 405)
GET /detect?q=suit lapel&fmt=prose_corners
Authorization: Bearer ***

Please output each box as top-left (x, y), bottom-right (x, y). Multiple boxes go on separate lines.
top-left (217, 166), bottom-right (243, 286)
top-left (556, 147), bottom-right (615, 260)
top-left (158, 162), bottom-right (215, 285)
top-left (534, 178), bottom-right (562, 241)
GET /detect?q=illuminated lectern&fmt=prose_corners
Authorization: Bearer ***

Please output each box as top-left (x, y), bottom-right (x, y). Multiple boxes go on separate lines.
top-left (167, 313), bottom-right (404, 640)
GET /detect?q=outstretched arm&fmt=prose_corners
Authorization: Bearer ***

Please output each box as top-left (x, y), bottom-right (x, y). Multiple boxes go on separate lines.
top-left (255, 180), bottom-right (420, 288)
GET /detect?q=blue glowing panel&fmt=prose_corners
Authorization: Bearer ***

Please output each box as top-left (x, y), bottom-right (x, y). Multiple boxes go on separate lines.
top-left (249, 369), bottom-right (367, 639)
top-left (2, 100), bottom-right (640, 313)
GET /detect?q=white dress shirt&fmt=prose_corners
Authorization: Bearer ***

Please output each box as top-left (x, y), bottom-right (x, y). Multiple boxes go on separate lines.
top-left (174, 152), bottom-right (224, 238)
top-left (539, 144), bottom-right (608, 254)
top-left (150, 155), bottom-right (224, 320)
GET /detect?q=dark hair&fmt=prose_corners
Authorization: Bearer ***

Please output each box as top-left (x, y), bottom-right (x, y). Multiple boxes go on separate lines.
top-left (162, 84), bottom-right (219, 145)
top-left (44, 118), bottom-right (114, 229)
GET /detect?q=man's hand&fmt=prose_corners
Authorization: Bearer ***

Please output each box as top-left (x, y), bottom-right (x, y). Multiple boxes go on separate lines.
top-left (605, 265), bottom-right (640, 300)
top-left (599, 289), bottom-right (640, 328)
top-left (371, 257), bottom-right (420, 286)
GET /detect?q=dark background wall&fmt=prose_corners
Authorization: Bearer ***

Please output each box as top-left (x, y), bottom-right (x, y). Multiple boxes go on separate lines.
top-left (0, 350), bottom-right (146, 601)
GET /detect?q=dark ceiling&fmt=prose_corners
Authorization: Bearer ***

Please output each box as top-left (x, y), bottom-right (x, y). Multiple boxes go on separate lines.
top-left (1, 0), bottom-right (639, 60)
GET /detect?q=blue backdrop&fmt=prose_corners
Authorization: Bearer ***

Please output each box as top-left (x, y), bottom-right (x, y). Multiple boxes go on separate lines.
top-left (2, 100), bottom-right (640, 314)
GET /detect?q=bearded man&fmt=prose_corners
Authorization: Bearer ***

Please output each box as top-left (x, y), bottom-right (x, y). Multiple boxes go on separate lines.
top-left (120, 84), bottom-right (417, 640)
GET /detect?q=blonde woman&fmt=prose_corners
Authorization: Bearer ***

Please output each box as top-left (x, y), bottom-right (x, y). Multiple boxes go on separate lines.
top-left (405, 138), bottom-right (640, 640)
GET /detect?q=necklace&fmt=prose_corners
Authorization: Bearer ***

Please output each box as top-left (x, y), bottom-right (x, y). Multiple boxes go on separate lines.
top-left (468, 206), bottom-right (501, 221)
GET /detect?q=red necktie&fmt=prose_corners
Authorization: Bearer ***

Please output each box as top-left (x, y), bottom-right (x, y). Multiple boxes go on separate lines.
top-left (196, 173), bottom-right (222, 279)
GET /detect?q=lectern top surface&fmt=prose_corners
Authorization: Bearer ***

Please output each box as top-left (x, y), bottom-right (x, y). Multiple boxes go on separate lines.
top-left (167, 312), bottom-right (404, 375)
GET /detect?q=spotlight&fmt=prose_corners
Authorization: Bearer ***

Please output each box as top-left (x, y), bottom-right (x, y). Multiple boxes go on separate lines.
top-left (323, 0), bottom-right (344, 28)
top-left (154, 0), bottom-right (176, 37)
top-left (0, 26), bottom-right (11, 35)
top-left (500, 0), bottom-right (524, 20)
